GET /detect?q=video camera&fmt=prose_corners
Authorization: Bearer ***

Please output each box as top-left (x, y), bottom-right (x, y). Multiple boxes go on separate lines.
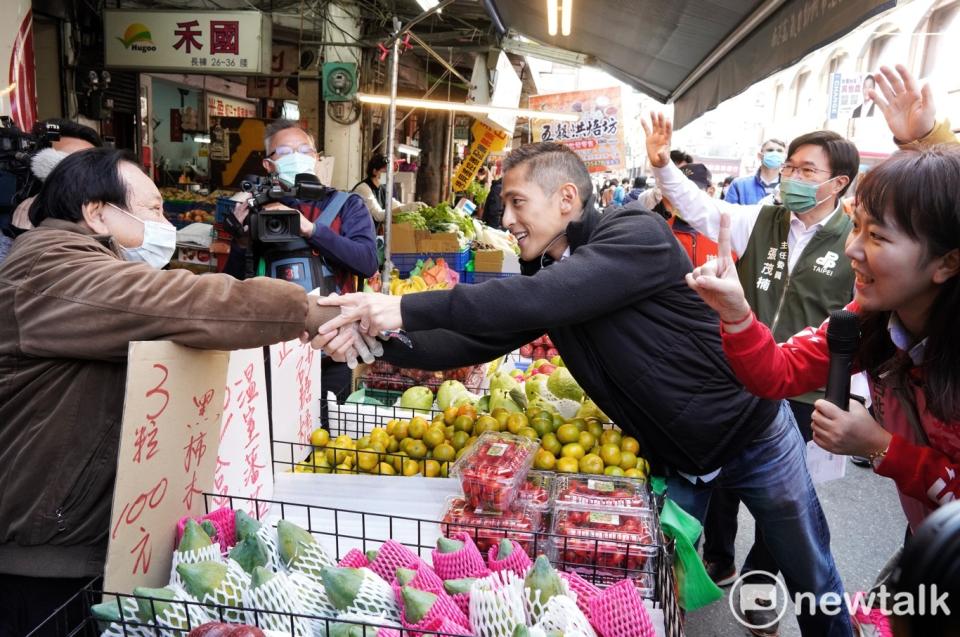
top-left (239, 173), bottom-right (332, 243)
top-left (0, 117), bottom-right (61, 219)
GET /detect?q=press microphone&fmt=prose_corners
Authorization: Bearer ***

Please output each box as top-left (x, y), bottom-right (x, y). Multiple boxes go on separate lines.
top-left (825, 309), bottom-right (860, 409)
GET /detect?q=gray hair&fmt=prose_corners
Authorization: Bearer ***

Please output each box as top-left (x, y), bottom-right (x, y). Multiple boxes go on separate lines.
top-left (502, 142), bottom-right (593, 207)
top-left (264, 119), bottom-right (316, 155)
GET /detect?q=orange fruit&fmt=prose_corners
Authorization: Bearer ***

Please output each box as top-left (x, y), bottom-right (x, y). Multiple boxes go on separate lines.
top-left (579, 453), bottom-right (604, 474)
top-left (599, 444), bottom-right (622, 468)
top-left (423, 427), bottom-right (446, 449)
top-left (556, 457), bottom-right (579, 473)
top-left (620, 436), bottom-right (641, 455)
top-left (561, 443), bottom-right (585, 460)
top-left (600, 429), bottom-right (622, 447)
top-left (556, 424), bottom-right (580, 445)
top-left (309, 428), bottom-right (330, 448)
top-left (534, 448), bottom-right (557, 470)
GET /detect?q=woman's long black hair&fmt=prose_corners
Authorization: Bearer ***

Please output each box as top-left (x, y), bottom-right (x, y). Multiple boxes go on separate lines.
top-left (855, 146), bottom-right (960, 422)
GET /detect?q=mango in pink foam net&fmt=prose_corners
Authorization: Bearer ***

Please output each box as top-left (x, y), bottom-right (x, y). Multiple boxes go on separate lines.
top-left (432, 533), bottom-right (490, 580)
top-left (487, 539), bottom-right (532, 578)
top-left (398, 586), bottom-right (471, 632)
top-left (368, 540), bottom-right (423, 582)
top-left (588, 579), bottom-right (655, 637)
top-left (339, 548), bottom-right (371, 569)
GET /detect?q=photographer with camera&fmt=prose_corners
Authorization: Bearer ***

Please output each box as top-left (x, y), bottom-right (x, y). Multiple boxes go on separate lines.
top-left (0, 119), bottom-right (102, 265)
top-left (227, 119), bottom-right (378, 424)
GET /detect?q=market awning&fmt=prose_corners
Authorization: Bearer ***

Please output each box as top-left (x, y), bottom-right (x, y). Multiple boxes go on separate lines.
top-left (489, 0), bottom-right (895, 127)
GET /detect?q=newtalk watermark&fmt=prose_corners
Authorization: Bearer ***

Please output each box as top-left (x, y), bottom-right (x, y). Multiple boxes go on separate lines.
top-left (729, 571), bottom-right (951, 630)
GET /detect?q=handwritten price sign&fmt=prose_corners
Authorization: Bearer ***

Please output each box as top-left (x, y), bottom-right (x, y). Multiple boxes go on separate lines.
top-left (212, 348), bottom-right (272, 518)
top-left (104, 342), bottom-right (229, 594)
top-left (269, 339), bottom-right (323, 468)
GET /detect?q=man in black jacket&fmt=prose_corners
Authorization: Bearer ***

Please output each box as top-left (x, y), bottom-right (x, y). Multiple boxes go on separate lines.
top-left (316, 143), bottom-right (850, 636)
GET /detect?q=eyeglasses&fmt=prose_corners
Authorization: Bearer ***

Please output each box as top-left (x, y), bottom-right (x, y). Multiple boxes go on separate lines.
top-left (780, 164), bottom-right (832, 180)
top-left (268, 144), bottom-right (318, 158)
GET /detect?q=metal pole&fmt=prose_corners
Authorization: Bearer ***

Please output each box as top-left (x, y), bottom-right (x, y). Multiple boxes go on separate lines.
top-left (381, 17), bottom-right (402, 290)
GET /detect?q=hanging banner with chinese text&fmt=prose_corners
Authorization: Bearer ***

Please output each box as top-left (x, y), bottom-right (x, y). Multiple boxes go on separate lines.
top-left (529, 87), bottom-right (625, 174)
top-left (211, 348), bottom-right (272, 520)
top-left (452, 120), bottom-right (509, 193)
top-left (269, 339), bottom-right (323, 469)
top-left (104, 10), bottom-right (271, 74)
top-left (104, 341), bottom-right (229, 594)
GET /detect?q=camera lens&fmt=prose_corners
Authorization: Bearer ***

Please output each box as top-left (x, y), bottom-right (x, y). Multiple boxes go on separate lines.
top-left (266, 217), bottom-right (285, 234)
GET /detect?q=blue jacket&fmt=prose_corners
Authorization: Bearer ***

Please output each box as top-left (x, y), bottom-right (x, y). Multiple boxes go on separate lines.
top-left (724, 171), bottom-right (778, 205)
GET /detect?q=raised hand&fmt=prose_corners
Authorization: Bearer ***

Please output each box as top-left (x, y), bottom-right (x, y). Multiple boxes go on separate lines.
top-left (641, 112), bottom-right (673, 168)
top-left (684, 212), bottom-right (752, 330)
top-left (870, 64), bottom-right (936, 143)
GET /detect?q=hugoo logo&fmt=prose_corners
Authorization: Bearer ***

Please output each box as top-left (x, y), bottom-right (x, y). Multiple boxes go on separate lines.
top-left (116, 23), bottom-right (157, 52)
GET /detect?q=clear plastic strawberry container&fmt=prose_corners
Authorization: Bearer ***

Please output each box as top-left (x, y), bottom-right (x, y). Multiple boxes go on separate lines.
top-left (551, 475), bottom-right (652, 512)
top-left (450, 431), bottom-right (540, 513)
top-left (440, 496), bottom-right (543, 555)
top-left (549, 507), bottom-right (658, 586)
top-left (517, 470), bottom-right (554, 512)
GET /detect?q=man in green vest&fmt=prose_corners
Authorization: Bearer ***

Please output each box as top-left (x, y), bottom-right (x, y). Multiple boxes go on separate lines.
top-left (644, 113), bottom-right (859, 636)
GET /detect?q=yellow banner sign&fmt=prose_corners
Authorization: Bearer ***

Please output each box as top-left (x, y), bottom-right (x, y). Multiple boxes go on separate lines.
top-left (453, 120), bottom-right (509, 192)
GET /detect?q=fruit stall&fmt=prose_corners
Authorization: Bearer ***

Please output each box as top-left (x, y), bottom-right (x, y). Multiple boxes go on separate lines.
top-left (35, 345), bottom-right (684, 637)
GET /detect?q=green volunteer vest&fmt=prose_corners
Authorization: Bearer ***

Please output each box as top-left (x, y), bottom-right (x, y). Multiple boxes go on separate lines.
top-left (738, 204), bottom-right (855, 344)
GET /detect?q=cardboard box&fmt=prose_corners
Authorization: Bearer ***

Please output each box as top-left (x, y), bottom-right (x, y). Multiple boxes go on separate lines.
top-left (474, 249), bottom-right (521, 273)
top-left (419, 231), bottom-right (461, 253)
top-left (390, 222), bottom-right (419, 253)
top-left (474, 249), bottom-right (504, 272)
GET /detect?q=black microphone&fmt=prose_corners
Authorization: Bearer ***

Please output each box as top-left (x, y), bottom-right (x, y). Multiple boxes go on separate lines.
top-left (825, 309), bottom-right (860, 409)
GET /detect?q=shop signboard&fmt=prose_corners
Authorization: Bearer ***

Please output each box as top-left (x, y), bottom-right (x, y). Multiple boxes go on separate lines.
top-left (529, 87), bottom-right (626, 174)
top-left (104, 341), bottom-right (229, 593)
top-left (452, 119), bottom-right (509, 193)
top-left (104, 9), bottom-right (271, 74)
top-left (247, 43), bottom-right (299, 99)
top-left (206, 93), bottom-right (257, 119)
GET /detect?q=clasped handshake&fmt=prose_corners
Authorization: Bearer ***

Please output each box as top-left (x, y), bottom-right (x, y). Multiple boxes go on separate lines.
top-left (301, 291), bottom-right (406, 368)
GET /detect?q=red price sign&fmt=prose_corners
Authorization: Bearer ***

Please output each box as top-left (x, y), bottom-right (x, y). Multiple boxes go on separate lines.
top-left (105, 342), bottom-right (229, 594)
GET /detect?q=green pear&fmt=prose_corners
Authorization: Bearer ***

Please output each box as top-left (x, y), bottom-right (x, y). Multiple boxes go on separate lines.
top-left (436, 537), bottom-right (463, 554)
top-left (250, 566), bottom-right (276, 590)
top-left (401, 586), bottom-right (437, 624)
top-left (176, 561), bottom-right (228, 601)
top-left (497, 538), bottom-right (515, 559)
top-left (229, 535), bottom-right (270, 574)
top-left (524, 555), bottom-right (563, 606)
top-left (442, 578), bottom-right (476, 595)
top-left (395, 567), bottom-right (417, 586)
top-left (178, 519), bottom-right (213, 553)
top-left (132, 586), bottom-right (176, 621)
top-left (235, 509), bottom-right (262, 542)
top-left (277, 519), bottom-right (316, 566)
top-left (320, 566), bottom-right (365, 610)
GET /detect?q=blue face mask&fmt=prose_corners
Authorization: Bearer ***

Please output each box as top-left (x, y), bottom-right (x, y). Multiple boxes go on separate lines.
top-left (779, 176), bottom-right (838, 214)
top-left (271, 152), bottom-right (317, 186)
top-left (761, 150), bottom-right (786, 170)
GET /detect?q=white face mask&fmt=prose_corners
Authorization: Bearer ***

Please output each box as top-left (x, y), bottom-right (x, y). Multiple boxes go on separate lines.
top-left (271, 152), bottom-right (317, 186)
top-left (107, 203), bottom-right (177, 269)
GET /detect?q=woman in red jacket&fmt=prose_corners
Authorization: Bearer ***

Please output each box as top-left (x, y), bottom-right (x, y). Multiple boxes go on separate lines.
top-left (686, 146), bottom-right (960, 534)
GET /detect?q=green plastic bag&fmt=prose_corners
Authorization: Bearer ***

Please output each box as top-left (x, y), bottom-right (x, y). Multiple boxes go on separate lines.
top-left (652, 476), bottom-right (724, 611)
top-left (346, 388), bottom-right (384, 406)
